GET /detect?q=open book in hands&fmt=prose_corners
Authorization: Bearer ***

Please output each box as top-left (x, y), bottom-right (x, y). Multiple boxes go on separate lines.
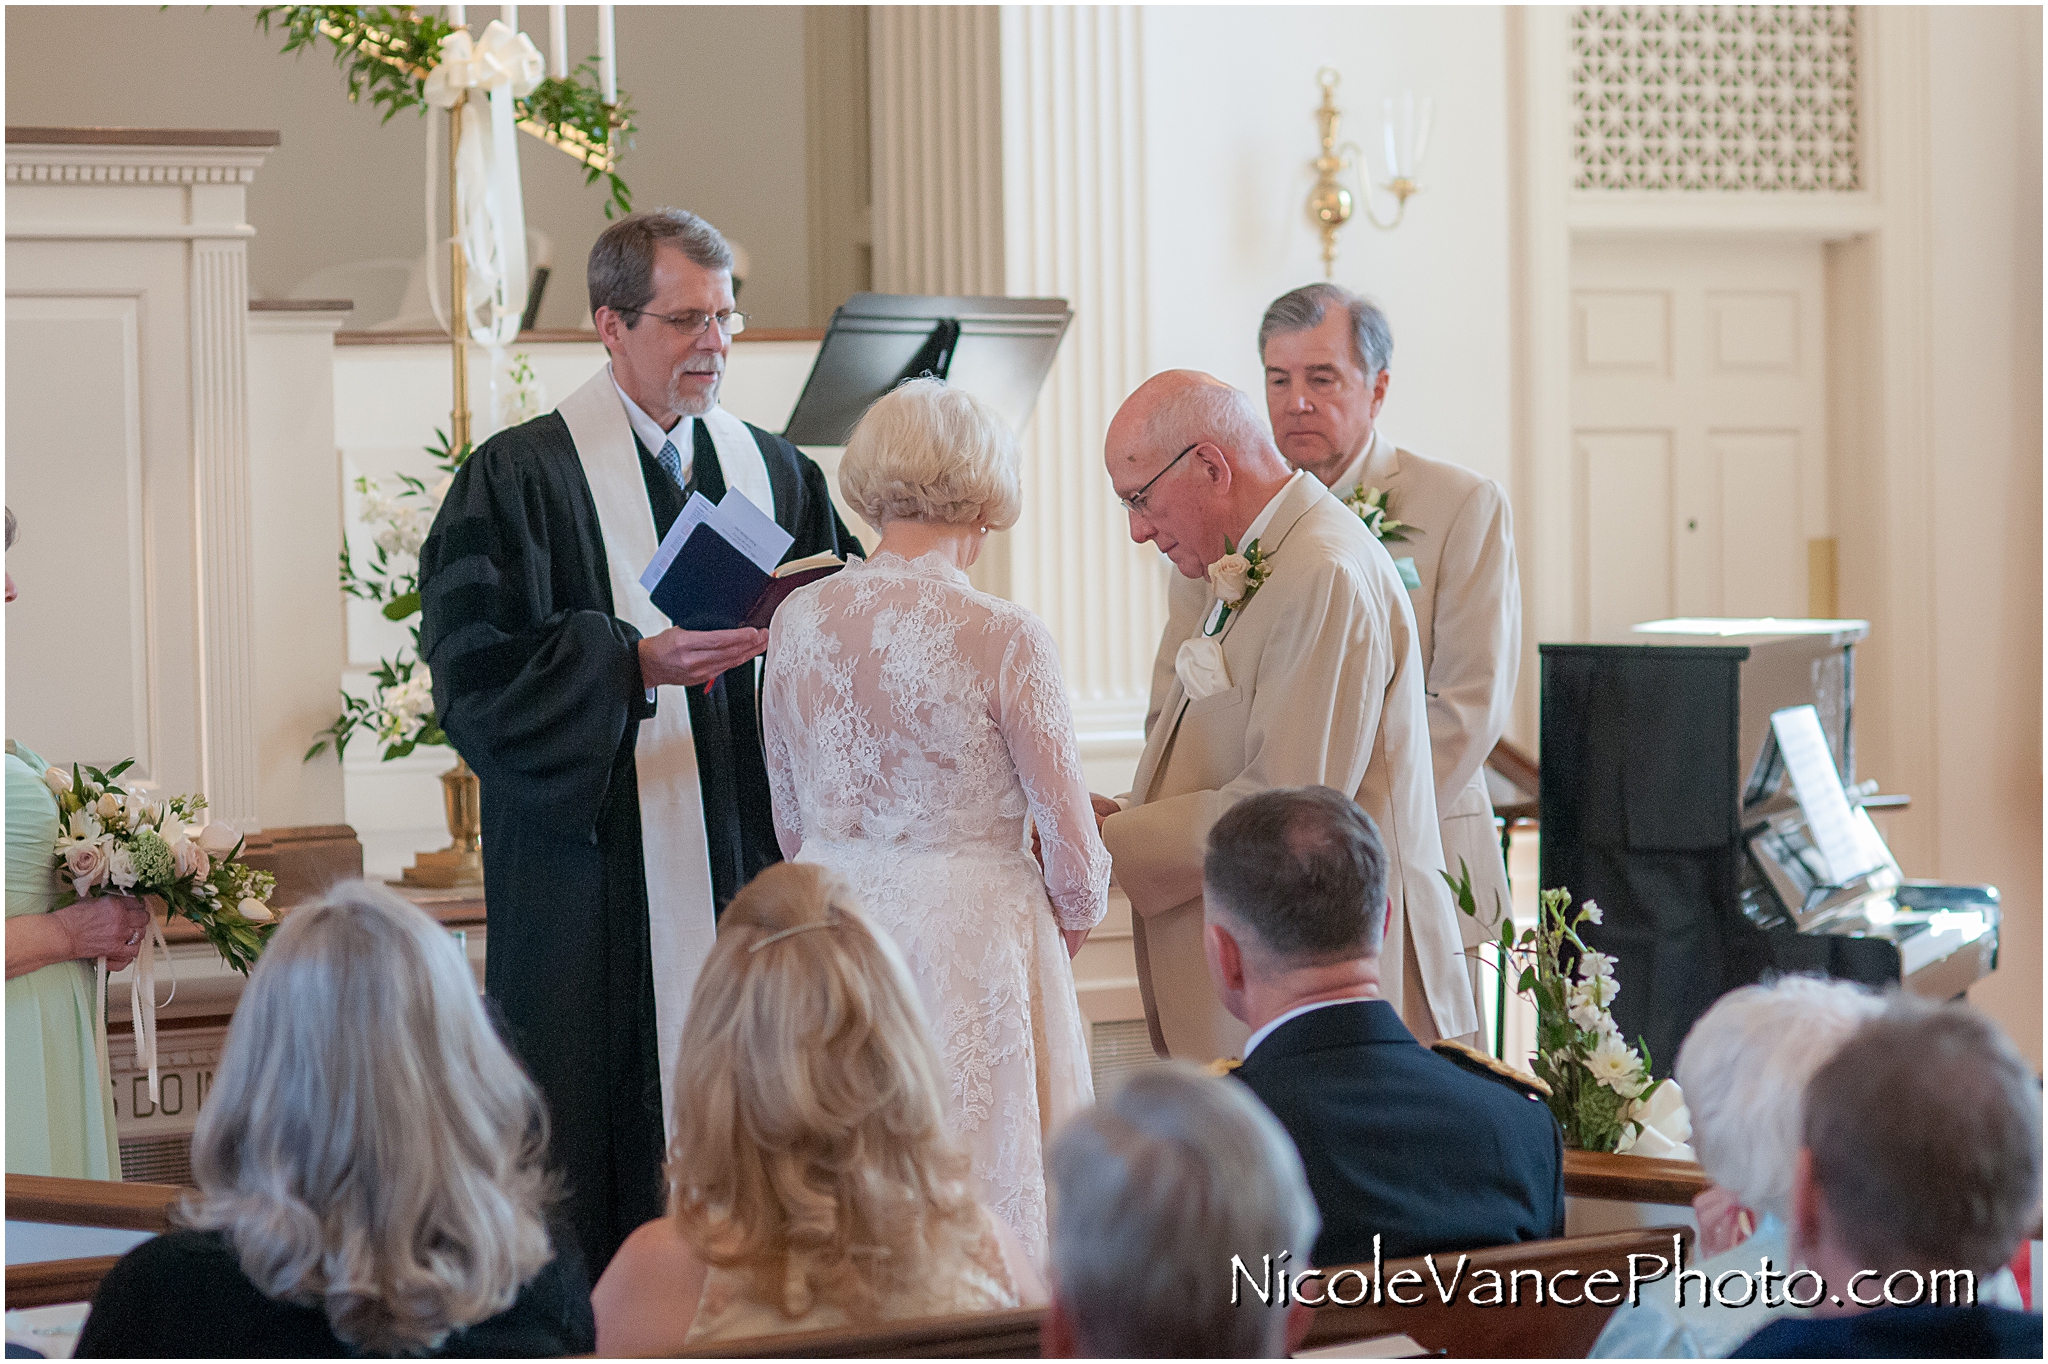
top-left (640, 490), bottom-right (846, 631)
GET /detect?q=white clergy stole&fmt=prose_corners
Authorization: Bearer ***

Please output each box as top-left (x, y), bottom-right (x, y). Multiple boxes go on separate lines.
top-left (557, 365), bottom-right (776, 1141)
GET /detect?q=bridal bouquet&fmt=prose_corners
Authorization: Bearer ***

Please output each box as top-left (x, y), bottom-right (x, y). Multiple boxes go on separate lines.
top-left (47, 759), bottom-right (278, 976)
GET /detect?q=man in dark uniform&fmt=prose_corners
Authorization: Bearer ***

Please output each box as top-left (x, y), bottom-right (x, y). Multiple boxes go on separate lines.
top-left (1202, 786), bottom-right (1564, 1266)
top-left (418, 209), bottom-right (859, 1274)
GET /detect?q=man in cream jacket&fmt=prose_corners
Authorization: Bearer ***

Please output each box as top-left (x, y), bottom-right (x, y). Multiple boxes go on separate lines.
top-left (1097, 370), bottom-right (1477, 1062)
top-left (1260, 283), bottom-right (1522, 1009)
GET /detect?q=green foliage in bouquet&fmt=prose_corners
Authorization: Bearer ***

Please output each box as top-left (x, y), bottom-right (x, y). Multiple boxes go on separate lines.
top-left (47, 760), bottom-right (277, 975)
top-left (1444, 867), bottom-right (1652, 1152)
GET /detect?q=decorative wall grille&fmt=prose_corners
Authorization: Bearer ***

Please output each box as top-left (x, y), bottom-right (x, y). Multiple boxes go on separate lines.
top-left (1571, 6), bottom-right (1861, 192)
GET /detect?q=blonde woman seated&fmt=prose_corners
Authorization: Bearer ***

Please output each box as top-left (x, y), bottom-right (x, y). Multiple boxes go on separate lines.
top-left (592, 863), bottom-right (1043, 1352)
top-left (761, 378), bottom-right (1111, 1259)
top-left (75, 882), bottom-right (593, 1358)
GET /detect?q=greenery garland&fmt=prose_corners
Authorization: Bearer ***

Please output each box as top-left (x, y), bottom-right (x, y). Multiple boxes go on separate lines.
top-left (255, 4), bottom-right (635, 216)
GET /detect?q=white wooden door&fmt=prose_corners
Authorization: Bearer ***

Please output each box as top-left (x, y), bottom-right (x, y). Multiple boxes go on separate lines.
top-left (1569, 239), bottom-right (1829, 639)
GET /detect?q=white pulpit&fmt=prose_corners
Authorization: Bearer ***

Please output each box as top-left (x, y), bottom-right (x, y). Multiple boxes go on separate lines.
top-left (6, 128), bottom-right (278, 829)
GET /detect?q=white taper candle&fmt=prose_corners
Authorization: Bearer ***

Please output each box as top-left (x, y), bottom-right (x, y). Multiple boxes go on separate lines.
top-left (549, 4), bottom-right (567, 79)
top-left (1412, 96), bottom-right (1434, 177)
top-left (598, 4), bottom-right (617, 102)
top-left (504, 4), bottom-right (517, 35)
top-left (449, 3), bottom-right (465, 26)
top-left (1381, 98), bottom-right (1399, 181)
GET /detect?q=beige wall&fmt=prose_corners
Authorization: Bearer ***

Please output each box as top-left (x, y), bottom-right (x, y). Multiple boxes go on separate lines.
top-left (4, 5), bottom-right (815, 328)
top-left (1925, 5), bottom-right (2042, 1063)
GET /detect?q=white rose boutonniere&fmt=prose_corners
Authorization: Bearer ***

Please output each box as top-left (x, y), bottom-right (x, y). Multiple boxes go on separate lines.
top-left (1341, 484), bottom-right (1413, 544)
top-left (1204, 537), bottom-right (1271, 636)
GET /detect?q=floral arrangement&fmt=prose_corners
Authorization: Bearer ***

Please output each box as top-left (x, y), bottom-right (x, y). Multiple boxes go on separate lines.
top-left (1205, 537), bottom-right (1271, 635)
top-left (255, 5), bottom-right (636, 215)
top-left (1448, 868), bottom-right (1655, 1152)
top-left (1341, 484), bottom-right (1412, 543)
top-left (47, 760), bottom-right (277, 976)
top-left (306, 430), bottom-right (468, 763)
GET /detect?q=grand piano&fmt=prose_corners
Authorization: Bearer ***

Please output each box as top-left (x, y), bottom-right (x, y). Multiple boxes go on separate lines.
top-left (1538, 620), bottom-right (2000, 1076)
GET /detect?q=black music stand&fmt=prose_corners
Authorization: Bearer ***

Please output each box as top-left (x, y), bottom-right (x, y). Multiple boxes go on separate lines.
top-left (782, 293), bottom-right (1072, 445)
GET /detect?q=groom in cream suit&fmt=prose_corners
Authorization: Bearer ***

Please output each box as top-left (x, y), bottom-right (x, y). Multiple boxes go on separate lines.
top-left (1261, 284), bottom-right (1521, 1000)
top-left (1097, 371), bottom-right (1477, 1062)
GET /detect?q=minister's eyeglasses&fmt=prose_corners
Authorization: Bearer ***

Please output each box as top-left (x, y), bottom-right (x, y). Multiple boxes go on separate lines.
top-left (620, 306), bottom-right (749, 338)
top-left (1117, 442), bottom-right (1200, 514)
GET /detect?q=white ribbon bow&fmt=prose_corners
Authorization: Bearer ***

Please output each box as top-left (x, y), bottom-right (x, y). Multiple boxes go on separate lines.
top-left (1616, 1076), bottom-right (1696, 1161)
top-left (424, 20), bottom-right (542, 415)
top-left (94, 900), bottom-right (178, 1110)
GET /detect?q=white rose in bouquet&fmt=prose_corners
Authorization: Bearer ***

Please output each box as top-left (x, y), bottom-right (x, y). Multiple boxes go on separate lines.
top-left (63, 841), bottom-right (111, 896)
top-left (1208, 552), bottom-right (1253, 603)
top-left (197, 821), bottom-right (241, 857)
top-left (107, 844), bottom-right (139, 891)
top-left (42, 766), bottom-right (72, 798)
top-left (171, 838), bottom-right (210, 882)
top-left (94, 792), bottom-right (124, 822)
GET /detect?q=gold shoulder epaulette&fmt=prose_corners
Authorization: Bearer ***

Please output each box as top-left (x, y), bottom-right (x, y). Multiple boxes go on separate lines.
top-left (1430, 1039), bottom-right (1552, 1101)
top-left (1206, 1056), bottom-right (1244, 1077)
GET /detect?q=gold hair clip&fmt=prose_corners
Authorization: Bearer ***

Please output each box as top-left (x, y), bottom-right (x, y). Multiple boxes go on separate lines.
top-left (747, 920), bottom-right (839, 953)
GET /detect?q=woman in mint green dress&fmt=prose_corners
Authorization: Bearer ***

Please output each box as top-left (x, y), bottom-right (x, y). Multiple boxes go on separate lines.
top-left (6, 510), bottom-right (151, 1179)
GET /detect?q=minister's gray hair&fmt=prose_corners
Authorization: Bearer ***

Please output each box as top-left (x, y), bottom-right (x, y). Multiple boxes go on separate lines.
top-left (1805, 996), bottom-right (2041, 1276)
top-left (1047, 1063), bottom-right (1318, 1358)
top-left (182, 880), bottom-right (554, 1354)
top-left (588, 208), bottom-right (735, 320)
top-left (1258, 282), bottom-right (1393, 377)
top-left (1673, 974), bottom-right (1885, 1223)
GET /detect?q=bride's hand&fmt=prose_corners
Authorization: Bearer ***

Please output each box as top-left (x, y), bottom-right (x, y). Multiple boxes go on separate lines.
top-left (1060, 927), bottom-right (1089, 959)
top-left (1089, 794), bottom-right (1120, 831)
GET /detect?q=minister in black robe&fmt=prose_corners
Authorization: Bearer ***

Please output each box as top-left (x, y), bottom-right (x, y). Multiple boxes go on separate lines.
top-left (416, 211), bottom-right (860, 1276)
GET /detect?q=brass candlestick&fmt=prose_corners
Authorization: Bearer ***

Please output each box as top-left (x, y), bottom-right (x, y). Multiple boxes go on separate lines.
top-left (401, 755), bottom-right (485, 888)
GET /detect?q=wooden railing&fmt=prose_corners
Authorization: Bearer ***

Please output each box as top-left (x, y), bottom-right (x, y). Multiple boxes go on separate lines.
top-left (5, 1175), bottom-right (186, 1310)
top-left (1562, 1150), bottom-right (1708, 1206)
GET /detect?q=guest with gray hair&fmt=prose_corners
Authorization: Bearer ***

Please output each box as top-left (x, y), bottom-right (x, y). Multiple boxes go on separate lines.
top-left (1733, 997), bottom-right (2042, 1357)
top-left (1043, 1062), bottom-right (1320, 1358)
top-left (75, 881), bottom-right (594, 1357)
top-left (1096, 370), bottom-right (1473, 1061)
top-left (1256, 283), bottom-right (1521, 1028)
top-left (1205, 786), bottom-right (1562, 1266)
top-left (1595, 976), bottom-right (2027, 1357)
top-left (1592, 974), bottom-right (1886, 1357)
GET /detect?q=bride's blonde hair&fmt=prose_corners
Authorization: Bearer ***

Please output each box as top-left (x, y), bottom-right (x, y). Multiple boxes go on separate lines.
top-left (668, 863), bottom-right (983, 1321)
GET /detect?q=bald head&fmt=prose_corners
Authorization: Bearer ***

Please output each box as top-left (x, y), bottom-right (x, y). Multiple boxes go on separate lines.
top-left (1105, 371), bottom-right (1295, 578)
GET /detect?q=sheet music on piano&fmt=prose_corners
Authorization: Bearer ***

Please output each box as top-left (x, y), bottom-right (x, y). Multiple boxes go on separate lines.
top-left (1770, 705), bottom-right (1888, 886)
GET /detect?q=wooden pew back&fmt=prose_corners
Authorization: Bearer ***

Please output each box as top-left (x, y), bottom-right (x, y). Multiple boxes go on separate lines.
top-left (1300, 1224), bottom-right (1694, 1358)
top-left (680, 1225), bottom-right (1693, 1358)
top-left (5, 1174), bottom-right (185, 1310)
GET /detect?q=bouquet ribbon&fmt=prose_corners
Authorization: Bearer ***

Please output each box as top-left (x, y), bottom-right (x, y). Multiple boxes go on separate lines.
top-left (95, 897), bottom-right (177, 1109)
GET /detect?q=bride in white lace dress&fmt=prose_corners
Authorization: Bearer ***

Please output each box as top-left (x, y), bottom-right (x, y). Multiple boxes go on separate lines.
top-left (762, 380), bottom-right (1110, 1260)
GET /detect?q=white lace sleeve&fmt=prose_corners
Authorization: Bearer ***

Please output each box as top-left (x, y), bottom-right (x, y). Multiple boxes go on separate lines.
top-left (761, 621), bottom-right (804, 860)
top-left (994, 614), bottom-right (1110, 931)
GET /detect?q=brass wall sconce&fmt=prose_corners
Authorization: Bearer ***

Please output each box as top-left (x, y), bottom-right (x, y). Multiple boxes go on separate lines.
top-left (1308, 68), bottom-right (1433, 278)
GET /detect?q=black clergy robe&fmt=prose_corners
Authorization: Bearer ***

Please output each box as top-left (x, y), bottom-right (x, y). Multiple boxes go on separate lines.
top-left (417, 407), bottom-right (859, 1276)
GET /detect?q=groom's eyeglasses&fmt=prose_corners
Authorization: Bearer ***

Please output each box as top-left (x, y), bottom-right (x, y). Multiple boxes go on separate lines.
top-left (1117, 442), bottom-right (1201, 514)
top-left (619, 307), bottom-right (749, 338)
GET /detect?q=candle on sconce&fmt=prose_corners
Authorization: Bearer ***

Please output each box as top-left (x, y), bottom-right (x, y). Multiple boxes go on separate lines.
top-left (549, 5), bottom-right (567, 79)
top-left (597, 4), bottom-right (617, 103)
top-left (1381, 98), bottom-right (1400, 181)
top-left (504, 4), bottom-right (517, 34)
top-left (1412, 96), bottom-right (1434, 178)
top-left (449, 3), bottom-right (465, 26)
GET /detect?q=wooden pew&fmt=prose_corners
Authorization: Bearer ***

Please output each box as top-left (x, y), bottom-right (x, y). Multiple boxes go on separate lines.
top-left (1298, 1224), bottom-right (1693, 1358)
top-left (1562, 1150), bottom-right (1708, 1206)
top-left (679, 1225), bottom-right (1693, 1359)
top-left (5, 1175), bottom-right (185, 1311)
